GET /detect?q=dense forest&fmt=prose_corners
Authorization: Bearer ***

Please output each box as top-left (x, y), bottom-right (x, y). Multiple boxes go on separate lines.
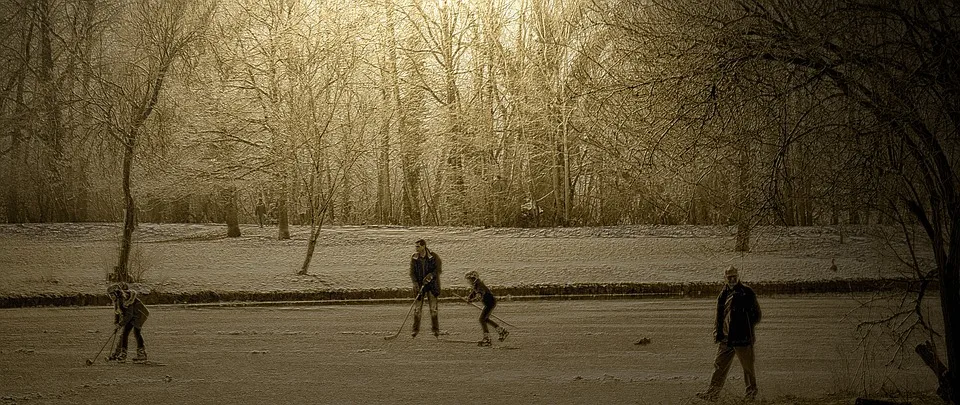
top-left (0, 0), bottom-right (914, 232)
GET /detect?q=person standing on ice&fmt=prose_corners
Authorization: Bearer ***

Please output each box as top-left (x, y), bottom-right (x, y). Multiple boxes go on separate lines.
top-left (464, 271), bottom-right (508, 346)
top-left (410, 239), bottom-right (442, 338)
top-left (696, 266), bottom-right (761, 402)
top-left (107, 282), bottom-right (150, 362)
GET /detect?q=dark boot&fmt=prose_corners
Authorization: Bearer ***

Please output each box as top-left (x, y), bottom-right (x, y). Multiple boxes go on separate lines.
top-left (695, 389), bottom-right (719, 402)
top-left (108, 348), bottom-right (127, 362)
top-left (431, 314), bottom-right (440, 337)
top-left (478, 334), bottom-right (492, 347)
top-left (133, 347), bottom-right (147, 361)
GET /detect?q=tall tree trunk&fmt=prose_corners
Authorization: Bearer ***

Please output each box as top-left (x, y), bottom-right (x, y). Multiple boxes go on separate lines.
top-left (735, 128), bottom-right (752, 253)
top-left (376, 101), bottom-right (392, 224)
top-left (440, 1), bottom-right (465, 225)
top-left (224, 187), bottom-right (241, 237)
top-left (941, 255), bottom-right (959, 403)
top-left (115, 137), bottom-right (136, 282)
top-left (35, 0), bottom-right (67, 222)
top-left (4, 125), bottom-right (22, 223)
top-left (298, 210), bottom-right (326, 275)
top-left (398, 45), bottom-right (424, 225)
top-left (5, 73), bottom-right (27, 223)
top-left (277, 184), bottom-right (290, 240)
top-left (376, 2), bottom-right (397, 224)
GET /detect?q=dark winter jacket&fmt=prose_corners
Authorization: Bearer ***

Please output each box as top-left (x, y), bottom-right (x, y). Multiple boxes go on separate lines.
top-left (713, 283), bottom-right (761, 346)
top-left (410, 249), bottom-right (442, 296)
top-left (467, 279), bottom-right (496, 307)
top-left (113, 290), bottom-right (149, 329)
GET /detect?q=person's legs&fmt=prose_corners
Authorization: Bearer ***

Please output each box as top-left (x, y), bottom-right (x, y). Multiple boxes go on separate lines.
top-left (479, 305), bottom-right (494, 334)
top-left (133, 327), bottom-right (147, 360)
top-left (109, 322), bottom-right (133, 361)
top-left (428, 293), bottom-right (440, 336)
top-left (120, 322), bottom-right (133, 351)
top-left (698, 342), bottom-right (736, 400)
top-left (480, 302), bottom-right (501, 330)
top-left (134, 327), bottom-right (145, 349)
top-left (735, 345), bottom-right (758, 399)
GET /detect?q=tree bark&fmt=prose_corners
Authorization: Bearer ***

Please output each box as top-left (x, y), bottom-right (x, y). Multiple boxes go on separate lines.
top-left (940, 241), bottom-right (959, 403)
top-left (277, 185), bottom-right (290, 240)
top-left (298, 214), bottom-right (325, 275)
top-left (115, 138), bottom-right (136, 283)
top-left (4, 74), bottom-right (26, 223)
top-left (35, 0), bottom-right (67, 222)
top-left (735, 127), bottom-right (752, 253)
top-left (224, 187), bottom-right (241, 237)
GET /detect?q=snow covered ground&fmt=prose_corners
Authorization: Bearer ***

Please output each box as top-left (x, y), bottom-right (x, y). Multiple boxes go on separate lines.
top-left (0, 223), bottom-right (923, 298)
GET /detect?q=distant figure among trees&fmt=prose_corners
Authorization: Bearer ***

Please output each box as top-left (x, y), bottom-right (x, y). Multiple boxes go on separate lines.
top-left (255, 198), bottom-right (267, 228)
top-left (520, 198), bottom-right (542, 227)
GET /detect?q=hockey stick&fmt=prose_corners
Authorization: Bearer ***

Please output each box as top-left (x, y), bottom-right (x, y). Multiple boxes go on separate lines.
top-left (453, 293), bottom-right (519, 329)
top-left (384, 286), bottom-right (427, 341)
top-left (85, 325), bottom-right (120, 366)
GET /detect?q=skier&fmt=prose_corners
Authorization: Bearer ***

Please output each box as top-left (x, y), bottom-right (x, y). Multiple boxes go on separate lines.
top-left (107, 282), bottom-right (150, 362)
top-left (464, 271), bottom-right (509, 346)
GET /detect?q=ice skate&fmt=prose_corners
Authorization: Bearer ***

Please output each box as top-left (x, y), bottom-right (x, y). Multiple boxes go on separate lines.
top-left (107, 348), bottom-right (126, 362)
top-left (478, 334), bottom-right (493, 347)
top-left (497, 327), bottom-right (509, 342)
top-left (133, 347), bottom-right (147, 362)
top-left (695, 390), bottom-right (718, 402)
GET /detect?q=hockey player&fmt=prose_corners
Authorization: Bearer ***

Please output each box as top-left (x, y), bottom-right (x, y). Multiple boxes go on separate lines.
top-left (410, 239), bottom-right (442, 338)
top-left (464, 271), bottom-right (509, 346)
top-left (107, 282), bottom-right (150, 362)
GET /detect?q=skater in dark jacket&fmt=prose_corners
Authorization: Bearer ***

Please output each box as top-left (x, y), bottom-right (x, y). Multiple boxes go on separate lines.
top-left (696, 266), bottom-right (762, 402)
top-left (107, 282), bottom-right (150, 362)
top-left (410, 239), bottom-right (442, 338)
top-left (465, 271), bottom-right (508, 346)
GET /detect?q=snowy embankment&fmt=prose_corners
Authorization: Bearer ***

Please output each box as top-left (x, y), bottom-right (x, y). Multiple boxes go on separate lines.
top-left (0, 223), bottom-right (931, 307)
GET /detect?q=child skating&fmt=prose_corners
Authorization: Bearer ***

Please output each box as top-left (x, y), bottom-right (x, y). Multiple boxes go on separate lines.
top-left (106, 282), bottom-right (150, 362)
top-left (464, 271), bottom-right (509, 346)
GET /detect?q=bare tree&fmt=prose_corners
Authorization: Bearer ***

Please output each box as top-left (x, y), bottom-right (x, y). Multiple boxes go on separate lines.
top-left (291, 1), bottom-right (370, 275)
top-left (88, 0), bottom-right (212, 282)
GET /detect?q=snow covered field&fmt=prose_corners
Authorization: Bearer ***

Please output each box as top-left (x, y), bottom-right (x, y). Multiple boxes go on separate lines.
top-left (0, 223), bottom-right (922, 299)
